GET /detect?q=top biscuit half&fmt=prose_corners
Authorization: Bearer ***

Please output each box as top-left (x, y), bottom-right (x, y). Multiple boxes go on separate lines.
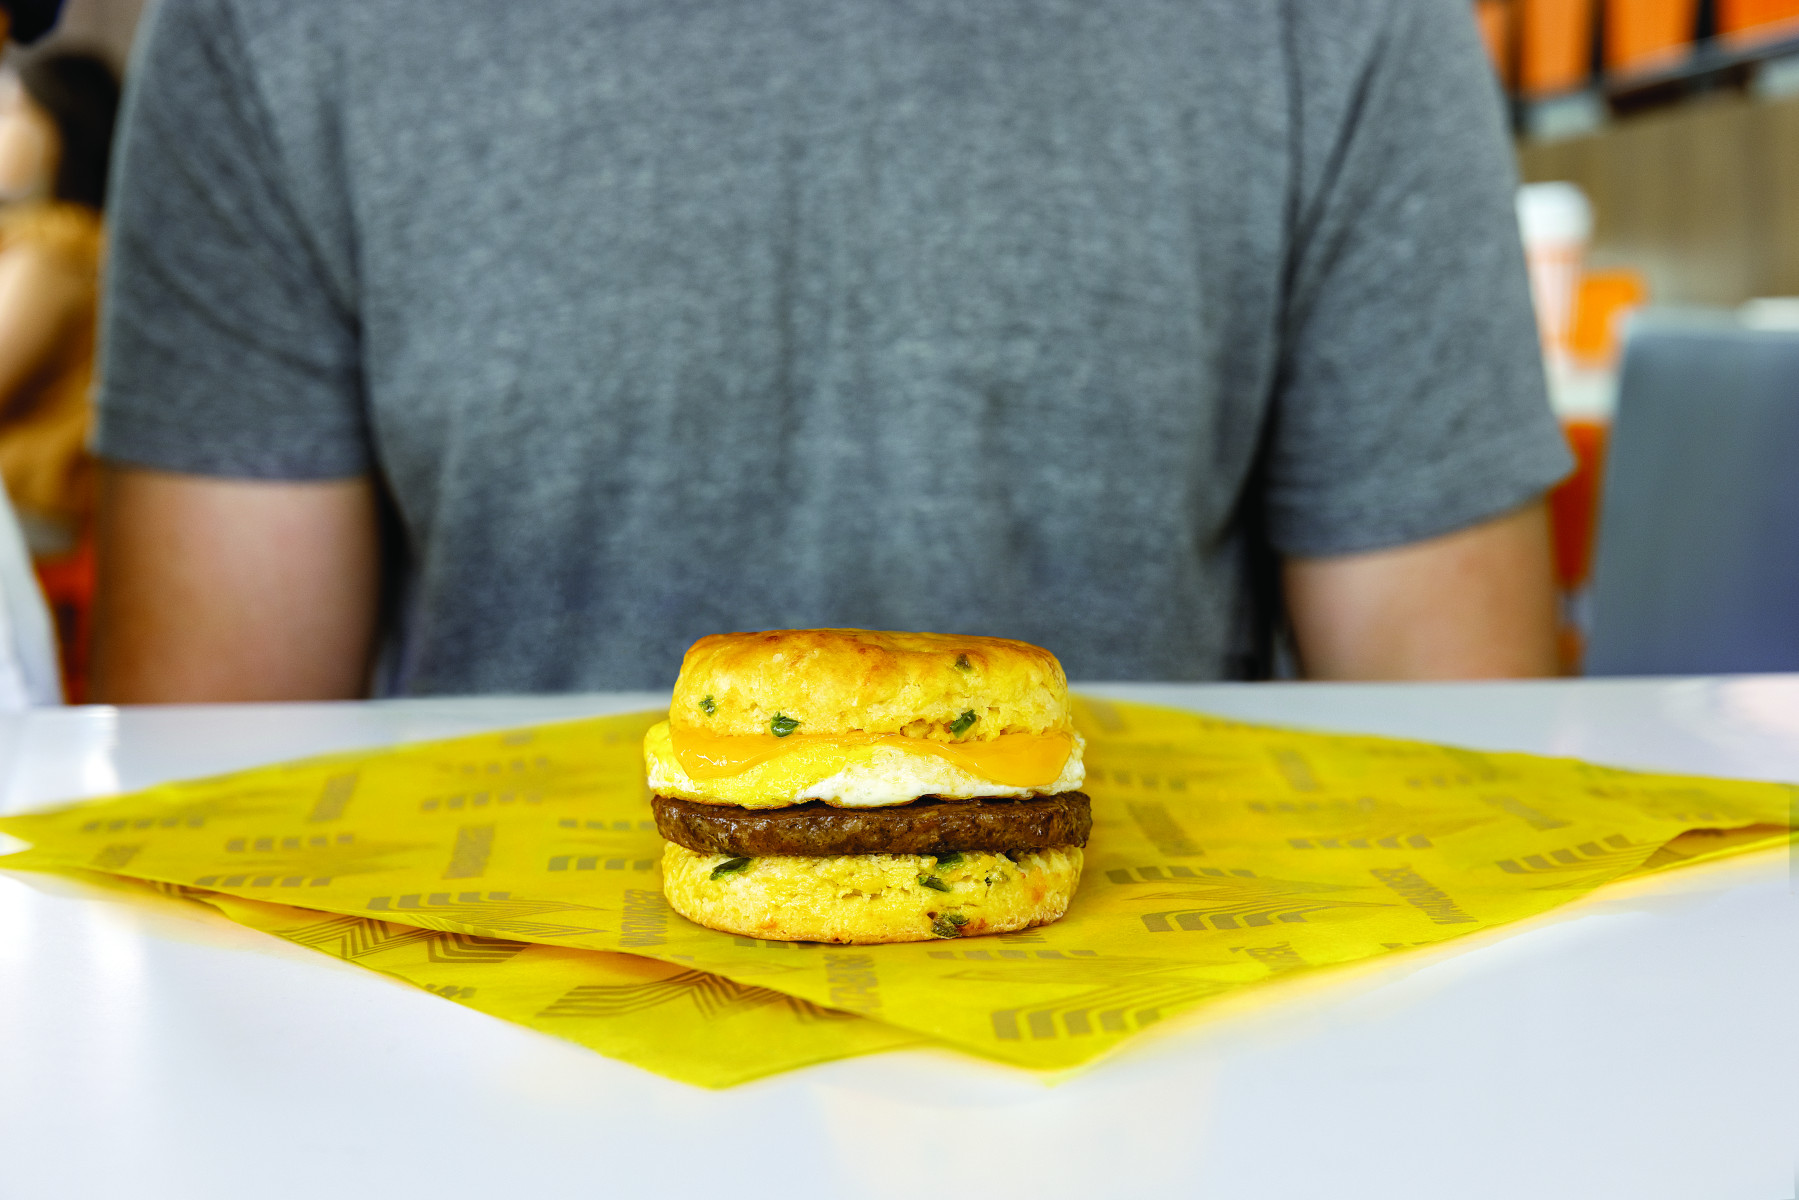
top-left (670, 628), bottom-right (1071, 741)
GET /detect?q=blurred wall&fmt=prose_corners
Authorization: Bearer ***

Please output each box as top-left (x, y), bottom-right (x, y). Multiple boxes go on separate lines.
top-left (1519, 90), bottom-right (1799, 307)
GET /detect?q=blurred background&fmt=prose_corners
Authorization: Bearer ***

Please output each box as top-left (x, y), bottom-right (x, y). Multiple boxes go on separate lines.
top-left (0, 0), bottom-right (136, 704)
top-left (1486, 0), bottom-right (1799, 678)
top-left (4, 0), bottom-right (1799, 700)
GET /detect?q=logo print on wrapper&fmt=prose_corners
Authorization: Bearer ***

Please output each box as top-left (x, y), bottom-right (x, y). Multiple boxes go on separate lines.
top-left (1369, 866), bottom-right (1477, 925)
top-left (76, 787), bottom-right (293, 835)
top-left (926, 948), bottom-right (1099, 961)
top-left (306, 772), bottom-right (358, 822)
top-left (1126, 801), bottom-right (1204, 857)
top-left (442, 823), bottom-right (495, 879)
top-left (1107, 865), bottom-right (1256, 884)
top-left (538, 970), bottom-right (852, 1024)
top-left (824, 953), bottom-right (881, 1015)
top-left (1247, 795), bottom-right (1378, 816)
top-left (1270, 747), bottom-right (1323, 792)
top-left (1242, 797), bottom-right (1482, 844)
top-left (1480, 794), bottom-right (1570, 831)
top-left (1492, 833), bottom-right (1660, 887)
top-left (989, 975), bottom-right (1234, 1041)
top-left (364, 891), bottom-right (605, 937)
top-left (620, 889), bottom-right (669, 948)
top-left (1113, 870), bottom-right (1393, 932)
top-left (419, 751), bottom-right (559, 814)
top-left (547, 816), bottom-right (659, 873)
top-left (1232, 941), bottom-right (1307, 974)
top-left (91, 844), bottom-right (142, 869)
top-left (195, 831), bottom-right (426, 889)
top-left (1288, 834), bottom-right (1434, 850)
top-left (546, 855), bottom-right (655, 872)
top-left (275, 913), bottom-right (529, 963)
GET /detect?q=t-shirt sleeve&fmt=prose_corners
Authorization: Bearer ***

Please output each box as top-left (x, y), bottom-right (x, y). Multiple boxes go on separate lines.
top-left (93, 0), bottom-right (368, 479)
top-left (1265, 0), bottom-right (1572, 557)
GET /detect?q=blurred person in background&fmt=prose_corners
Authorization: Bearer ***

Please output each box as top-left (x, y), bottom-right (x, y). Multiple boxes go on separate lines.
top-left (0, 51), bottom-right (116, 558)
top-left (91, 0), bottom-right (1569, 702)
top-left (0, 0), bottom-right (77, 709)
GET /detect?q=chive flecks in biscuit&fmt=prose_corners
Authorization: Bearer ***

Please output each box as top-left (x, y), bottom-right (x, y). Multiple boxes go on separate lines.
top-left (710, 856), bottom-right (751, 880)
top-left (652, 629), bottom-right (1086, 943)
top-left (668, 629), bottom-right (1070, 740)
top-left (660, 843), bottom-right (1083, 943)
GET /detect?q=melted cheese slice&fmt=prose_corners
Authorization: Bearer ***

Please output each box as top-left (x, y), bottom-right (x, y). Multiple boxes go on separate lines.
top-left (672, 726), bottom-right (1076, 789)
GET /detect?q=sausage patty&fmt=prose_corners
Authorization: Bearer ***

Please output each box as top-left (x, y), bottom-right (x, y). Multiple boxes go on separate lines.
top-left (651, 791), bottom-right (1091, 858)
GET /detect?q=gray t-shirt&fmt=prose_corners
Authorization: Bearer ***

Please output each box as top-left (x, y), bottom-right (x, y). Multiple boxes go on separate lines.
top-left (96, 0), bottom-right (1571, 694)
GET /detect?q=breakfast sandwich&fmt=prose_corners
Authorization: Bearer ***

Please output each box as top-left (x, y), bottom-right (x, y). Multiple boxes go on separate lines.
top-left (643, 629), bottom-right (1090, 943)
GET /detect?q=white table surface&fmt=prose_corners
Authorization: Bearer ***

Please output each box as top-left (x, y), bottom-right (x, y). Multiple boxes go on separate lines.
top-left (1, 679), bottom-right (1795, 1200)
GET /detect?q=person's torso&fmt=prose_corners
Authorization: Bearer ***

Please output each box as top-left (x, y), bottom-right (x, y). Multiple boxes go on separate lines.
top-left (248, 0), bottom-right (1305, 691)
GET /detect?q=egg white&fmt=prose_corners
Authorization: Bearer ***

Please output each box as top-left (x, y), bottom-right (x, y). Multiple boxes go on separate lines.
top-left (644, 729), bottom-right (1086, 808)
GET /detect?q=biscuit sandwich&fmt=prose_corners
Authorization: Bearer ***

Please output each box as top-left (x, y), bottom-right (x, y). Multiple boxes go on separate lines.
top-left (644, 629), bottom-right (1090, 943)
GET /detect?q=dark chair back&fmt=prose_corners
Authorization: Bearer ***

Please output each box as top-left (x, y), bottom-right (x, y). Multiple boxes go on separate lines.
top-left (1585, 319), bottom-right (1799, 675)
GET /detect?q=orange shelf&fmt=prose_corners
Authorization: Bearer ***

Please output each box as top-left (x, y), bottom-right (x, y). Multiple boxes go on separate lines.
top-left (1604, 0), bottom-right (1696, 73)
top-left (1717, 0), bottom-right (1799, 36)
top-left (1520, 0), bottom-right (1598, 95)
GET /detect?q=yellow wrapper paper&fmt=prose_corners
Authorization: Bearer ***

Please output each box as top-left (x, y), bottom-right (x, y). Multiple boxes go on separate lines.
top-left (2, 698), bottom-right (1790, 1084)
top-left (65, 873), bottom-right (918, 1086)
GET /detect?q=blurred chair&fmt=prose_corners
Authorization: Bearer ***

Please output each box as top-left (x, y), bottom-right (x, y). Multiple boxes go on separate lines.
top-left (0, 484), bottom-right (61, 706)
top-left (1585, 317), bottom-right (1799, 674)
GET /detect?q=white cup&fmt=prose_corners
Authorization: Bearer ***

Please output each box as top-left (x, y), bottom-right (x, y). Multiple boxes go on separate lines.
top-left (1516, 181), bottom-right (1594, 361)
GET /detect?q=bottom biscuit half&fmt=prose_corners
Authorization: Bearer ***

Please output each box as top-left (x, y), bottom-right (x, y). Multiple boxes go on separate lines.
top-left (660, 843), bottom-right (1083, 944)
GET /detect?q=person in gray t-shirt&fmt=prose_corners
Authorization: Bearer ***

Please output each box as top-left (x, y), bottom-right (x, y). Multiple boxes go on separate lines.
top-left (90, 0), bottom-right (1571, 700)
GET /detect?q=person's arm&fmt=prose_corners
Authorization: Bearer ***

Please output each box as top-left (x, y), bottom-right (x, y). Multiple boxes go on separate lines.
top-left (0, 243), bottom-right (87, 417)
top-left (87, 0), bottom-right (375, 702)
top-left (1283, 500), bottom-right (1558, 680)
top-left (90, 465), bottom-right (382, 702)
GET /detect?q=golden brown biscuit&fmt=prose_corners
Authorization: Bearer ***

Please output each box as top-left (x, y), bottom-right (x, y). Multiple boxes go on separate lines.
top-left (660, 843), bottom-right (1082, 943)
top-left (670, 628), bottom-right (1071, 741)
